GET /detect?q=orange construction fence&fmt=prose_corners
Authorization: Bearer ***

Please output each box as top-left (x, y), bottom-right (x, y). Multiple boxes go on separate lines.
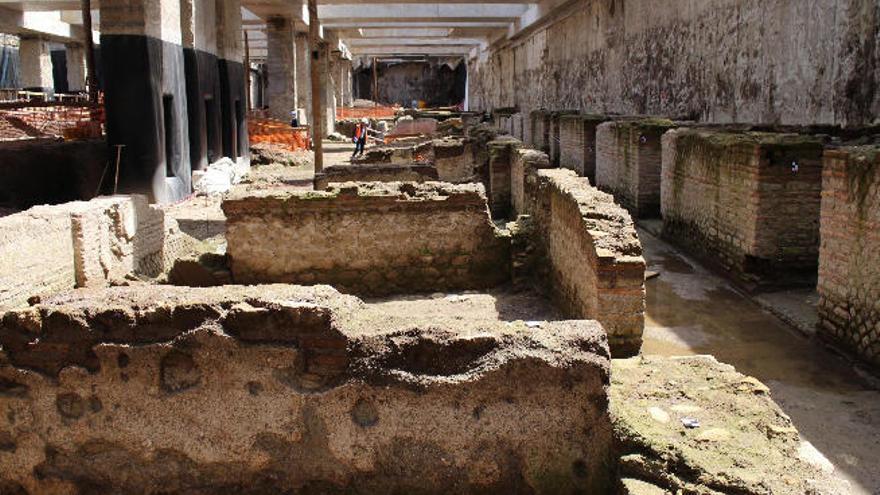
top-left (248, 117), bottom-right (310, 151)
top-left (337, 106), bottom-right (399, 120)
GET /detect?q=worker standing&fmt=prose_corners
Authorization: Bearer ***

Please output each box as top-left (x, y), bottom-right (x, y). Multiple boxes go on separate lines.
top-left (352, 117), bottom-right (371, 158)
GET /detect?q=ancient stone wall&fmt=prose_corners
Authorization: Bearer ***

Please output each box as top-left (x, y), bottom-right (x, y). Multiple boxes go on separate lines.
top-left (512, 147), bottom-right (552, 216)
top-left (525, 168), bottom-right (646, 356)
top-left (434, 136), bottom-right (477, 182)
top-left (314, 164), bottom-right (439, 190)
top-left (351, 141), bottom-right (433, 166)
top-left (468, 0), bottom-right (880, 127)
top-left (559, 114), bottom-right (610, 182)
top-left (661, 128), bottom-right (824, 288)
top-left (529, 110), bottom-right (551, 152)
top-left (0, 195), bottom-right (190, 310)
top-left (596, 119), bottom-right (675, 218)
top-left (817, 146), bottom-right (880, 369)
top-left (487, 137), bottom-right (522, 218)
top-left (223, 183), bottom-right (511, 296)
top-left (0, 285), bottom-right (613, 493)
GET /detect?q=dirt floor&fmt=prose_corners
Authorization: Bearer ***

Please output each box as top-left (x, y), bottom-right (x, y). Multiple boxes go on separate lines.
top-left (639, 229), bottom-right (880, 495)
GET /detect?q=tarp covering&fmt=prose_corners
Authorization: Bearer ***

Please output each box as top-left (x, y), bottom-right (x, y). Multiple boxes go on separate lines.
top-left (0, 36), bottom-right (20, 88)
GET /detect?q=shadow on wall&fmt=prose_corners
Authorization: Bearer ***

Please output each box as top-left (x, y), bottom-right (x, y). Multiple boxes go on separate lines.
top-left (0, 138), bottom-right (108, 210)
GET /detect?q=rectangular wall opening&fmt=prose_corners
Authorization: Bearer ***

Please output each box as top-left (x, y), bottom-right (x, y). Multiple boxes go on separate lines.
top-left (234, 99), bottom-right (244, 158)
top-left (163, 95), bottom-right (176, 178)
top-left (205, 96), bottom-right (218, 163)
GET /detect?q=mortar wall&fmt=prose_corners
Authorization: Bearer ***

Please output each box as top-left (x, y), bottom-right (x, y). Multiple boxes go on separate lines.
top-left (817, 147), bottom-right (880, 369)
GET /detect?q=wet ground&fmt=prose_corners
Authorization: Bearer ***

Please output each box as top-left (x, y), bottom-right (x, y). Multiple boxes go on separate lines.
top-left (640, 229), bottom-right (880, 495)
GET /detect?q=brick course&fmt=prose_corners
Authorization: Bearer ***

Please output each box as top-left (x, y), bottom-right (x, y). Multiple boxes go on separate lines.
top-left (595, 118), bottom-right (676, 218)
top-left (817, 146), bottom-right (880, 369)
top-left (558, 114), bottom-right (609, 183)
top-left (661, 128), bottom-right (824, 288)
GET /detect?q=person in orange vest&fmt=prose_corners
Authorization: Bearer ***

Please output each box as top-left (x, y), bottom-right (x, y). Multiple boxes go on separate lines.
top-left (352, 118), bottom-right (371, 158)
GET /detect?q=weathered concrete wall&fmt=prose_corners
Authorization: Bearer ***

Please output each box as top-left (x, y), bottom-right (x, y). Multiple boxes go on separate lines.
top-left (468, 0), bottom-right (880, 127)
top-left (434, 137), bottom-right (477, 182)
top-left (559, 114), bottom-right (610, 183)
top-left (223, 183), bottom-right (511, 296)
top-left (0, 195), bottom-right (192, 310)
top-left (0, 284), bottom-right (614, 493)
top-left (661, 128), bottom-right (825, 288)
top-left (596, 118), bottom-right (676, 218)
top-left (314, 164), bottom-right (439, 190)
top-left (525, 168), bottom-right (646, 356)
top-left (355, 59), bottom-right (467, 107)
top-left (817, 146), bottom-right (880, 369)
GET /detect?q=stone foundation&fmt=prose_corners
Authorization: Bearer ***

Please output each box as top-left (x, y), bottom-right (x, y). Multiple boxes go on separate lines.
top-left (558, 114), bottom-right (608, 182)
top-left (817, 146), bottom-right (880, 370)
top-left (314, 164), bottom-right (439, 190)
top-left (0, 195), bottom-right (191, 310)
top-left (595, 118), bottom-right (676, 218)
top-left (529, 110), bottom-right (551, 152)
top-left (612, 356), bottom-right (848, 494)
top-left (487, 136), bottom-right (522, 218)
top-left (0, 285), bottom-right (614, 494)
top-left (434, 136), bottom-right (477, 182)
top-left (524, 168), bottom-right (646, 356)
top-left (548, 111), bottom-right (578, 167)
top-left (223, 182), bottom-right (511, 296)
top-left (661, 128), bottom-right (824, 289)
top-left (511, 147), bottom-right (552, 216)
top-left (351, 141), bottom-right (433, 166)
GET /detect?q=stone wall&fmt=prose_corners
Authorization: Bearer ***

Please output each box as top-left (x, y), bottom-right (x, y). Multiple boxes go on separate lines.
top-left (487, 136), bottom-right (522, 218)
top-left (0, 284), bottom-right (613, 493)
top-left (314, 164), bottom-right (439, 190)
top-left (0, 195), bottom-right (191, 310)
top-left (434, 136), bottom-right (477, 182)
top-left (524, 168), bottom-right (646, 356)
top-left (817, 146), bottom-right (880, 369)
top-left (468, 0), bottom-right (880, 127)
top-left (596, 118), bottom-right (676, 218)
top-left (559, 114), bottom-right (610, 182)
top-left (548, 111), bottom-right (578, 167)
top-left (661, 128), bottom-right (825, 288)
top-left (529, 110), bottom-right (550, 152)
top-left (351, 141), bottom-right (433, 166)
top-left (512, 147), bottom-right (552, 216)
top-left (223, 182), bottom-right (511, 296)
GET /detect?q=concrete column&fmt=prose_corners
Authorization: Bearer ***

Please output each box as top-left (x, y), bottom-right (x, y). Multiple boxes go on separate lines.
top-left (266, 16), bottom-right (296, 122)
top-left (100, 0), bottom-right (191, 203)
top-left (295, 32), bottom-right (310, 125)
top-left (19, 37), bottom-right (54, 91)
top-left (65, 43), bottom-right (86, 92)
top-left (215, 0), bottom-right (248, 163)
top-left (322, 48), bottom-right (337, 135)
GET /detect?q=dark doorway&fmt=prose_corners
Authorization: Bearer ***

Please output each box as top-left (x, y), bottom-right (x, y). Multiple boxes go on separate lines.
top-left (163, 95), bottom-right (176, 178)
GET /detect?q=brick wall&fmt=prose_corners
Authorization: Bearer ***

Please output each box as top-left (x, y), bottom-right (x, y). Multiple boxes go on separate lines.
top-left (661, 128), bottom-right (824, 288)
top-left (0, 195), bottom-right (184, 310)
top-left (595, 119), bottom-right (676, 218)
top-left (524, 168), bottom-right (646, 356)
top-left (314, 164), bottom-right (439, 190)
top-left (487, 136), bottom-right (521, 219)
top-left (223, 182), bottom-right (511, 296)
top-left (817, 146), bottom-right (880, 369)
top-left (512, 148), bottom-right (552, 216)
top-left (530, 110), bottom-right (551, 152)
top-left (558, 114), bottom-right (608, 182)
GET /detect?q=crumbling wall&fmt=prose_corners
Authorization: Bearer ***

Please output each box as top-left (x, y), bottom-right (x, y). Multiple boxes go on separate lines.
top-left (487, 137), bottom-right (522, 218)
top-left (0, 284), bottom-right (614, 494)
top-left (559, 114), bottom-right (609, 182)
top-left (548, 111), bottom-right (578, 167)
top-left (351, 141), bottom-right (433, 166)
top-left (223, 182), bottom-right (511, 296)
top-left (512, 148), bottom-right (552, 216)
top-left (817, 146), bottom-right (880, 369)
top-left (314, 164), bottom-right (439, 190)
top-left (434, 137), bottom-right (476, 182)
top-left (529, 110), bottom-right (551, 152)
top-left (525, 168), bottom-right (646, 356)
top-left (661, 128), bottom-right (824, 288)
top-left (595, 118), bottom-right (676, 218)
top-left (0, 195), bottom-right (191, 310)
top-left (468, 0), bottom-right (880, 127)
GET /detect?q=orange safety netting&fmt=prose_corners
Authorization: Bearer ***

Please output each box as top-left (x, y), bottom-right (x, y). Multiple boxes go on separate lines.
top-left (337, 106), bottom-right (399, 120)
top-left (248, 117), bottom-right (310, 151)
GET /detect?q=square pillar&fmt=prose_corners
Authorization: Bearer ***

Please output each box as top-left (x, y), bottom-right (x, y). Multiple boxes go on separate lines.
top-left (295, 32), bottom-right (310, 125)
top-left (322, 48), bottom-right (337, 135)
top-left (19, 37), bottom-right (54, 92)
top-left (65, 43), bottom-right (86, 92)
top-left (100, 0), bottom-right (192, 203)
top-left (266, 16), bottom-right (296, 122)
